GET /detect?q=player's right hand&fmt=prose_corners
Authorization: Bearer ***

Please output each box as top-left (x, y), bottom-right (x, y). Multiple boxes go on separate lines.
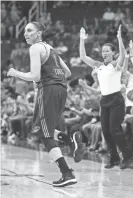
top-left (80, 27), bottom-right (88, 40)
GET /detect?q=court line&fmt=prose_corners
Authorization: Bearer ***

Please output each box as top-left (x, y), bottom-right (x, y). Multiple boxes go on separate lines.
top-left (2, 169), bottom-right (79, 197)
top-left (2, 169), bottom-right (79, 189)
top-left (2, 174), bottom-right (44, 177)
top-left (1, 168), bottom-right (52, 186)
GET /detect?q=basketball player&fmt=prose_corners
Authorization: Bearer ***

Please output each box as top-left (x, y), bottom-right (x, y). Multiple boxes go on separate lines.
top-left (7, 22), bottom-right (78, 187)
top-left (79, 25), bottom-right (133, 169)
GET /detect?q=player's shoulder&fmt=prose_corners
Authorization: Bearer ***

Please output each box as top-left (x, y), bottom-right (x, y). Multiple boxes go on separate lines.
top-left (29, 42), bottom-right (47, 53)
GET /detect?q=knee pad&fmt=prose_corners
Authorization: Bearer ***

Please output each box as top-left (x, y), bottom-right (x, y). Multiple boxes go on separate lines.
top-left (43, 137), bottom-right (58, 152)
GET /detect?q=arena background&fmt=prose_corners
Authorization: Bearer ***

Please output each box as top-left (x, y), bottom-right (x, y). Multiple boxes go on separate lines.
top-left (1, 1), bottom-right (133, 197)
top-left (1, 0), bottom-right (133, 160)
top-left (2, 1), bottom-right (133, 80)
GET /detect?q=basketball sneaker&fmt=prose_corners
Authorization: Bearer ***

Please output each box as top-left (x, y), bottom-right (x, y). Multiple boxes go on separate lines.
top-left (53, 169), bottom-right (77, 187)
top-left (104, 154), bottom-right (120, 169)
top-left (72, 131), bottom-right (86, 163)
top-left (120, 156), bottom-right (133, 169)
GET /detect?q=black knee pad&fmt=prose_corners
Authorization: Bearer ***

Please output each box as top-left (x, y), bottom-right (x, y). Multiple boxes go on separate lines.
top-left (43, 138), bottom-right (58, 152)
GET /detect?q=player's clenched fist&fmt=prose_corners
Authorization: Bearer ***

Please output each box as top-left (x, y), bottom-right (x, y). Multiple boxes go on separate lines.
top-left (7, 68), bottom-right (17, 77)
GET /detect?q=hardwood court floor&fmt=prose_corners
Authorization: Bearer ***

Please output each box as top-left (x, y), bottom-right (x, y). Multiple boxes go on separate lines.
top-left (1, 144), bottom-right (133, 198)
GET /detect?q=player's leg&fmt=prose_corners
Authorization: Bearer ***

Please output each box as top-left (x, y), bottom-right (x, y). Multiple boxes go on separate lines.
top-left (54, 128), bottom-right (86, 163)
top-left (38, 85), bottom-right (77, 187)
top-left (43, 137), bottom-right (77, 187)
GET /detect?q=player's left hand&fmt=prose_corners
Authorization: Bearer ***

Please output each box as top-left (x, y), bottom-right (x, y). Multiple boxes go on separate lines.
top-left (7, 68), bottom-right (17, 77)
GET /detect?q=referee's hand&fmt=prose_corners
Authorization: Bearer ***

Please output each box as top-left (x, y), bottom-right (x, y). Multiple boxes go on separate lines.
top-left (80, 27), bottom-right (88, 40)
top-left (117, 24), bottom-right (122, 40)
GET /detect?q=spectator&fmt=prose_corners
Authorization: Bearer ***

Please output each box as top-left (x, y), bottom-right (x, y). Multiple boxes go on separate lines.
top-left (106, 22), bottom-right (117, 42)
top-left (114, 8), bottom-right (125, 27)
top-left (39, 12), bottom-right (47, 26)
top-left (125, 8), bottom-right (131, 20)
top-left (122, 18), bottom-right (133, 39)
top-left (55, 41), bottom-right (68, 55)
top-left (91, 41), bottom-right (101, 59)
top-left (70, 52), bottom-right (82, 67)
top-left (9, 92), bottom-right (34, 139)
top-left (46, 13), bottom-right (52, 26)
top-left (10, 43), bottom-right (29, 69)
top-left (86, 109), bottom-right (101, 151)
top-left (39, 12), bottom-right (52, 28)
top-left (2, 96), bottom-right (17, 117)
top-left (53, 1), bottom-right (64, 8)
top-left (10, 3), bottom-right (21, 25)
top-left (71, 25), bottom-right (79, 49)
top-left (91, 69), bottom-right (100, 90)
top-left (55, 20), bottom-right (62, 31)
top-left (1, 23), bottom-right (6, 39)
top-left (47, 40), bottom-right (54, 47)
top-left (1, 3), bottom-right (7, 22)
top-left (1, 114), bottom-right (9, 138)
top-left (15, 78), bottom-right (29, 96)
top-left (5, 17), bottom-right (14, 39)
top-left (102, 7), bottom-right (115, 21)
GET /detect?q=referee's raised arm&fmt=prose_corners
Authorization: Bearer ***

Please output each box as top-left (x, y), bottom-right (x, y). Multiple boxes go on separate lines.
top-left (79, 27), bottom-right (101, 68)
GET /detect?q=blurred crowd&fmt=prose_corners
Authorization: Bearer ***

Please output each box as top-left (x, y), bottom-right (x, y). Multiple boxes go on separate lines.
top-left (1, 1), bottom-right (133, 155)
top-left (1, 1), bottom-right (33, 39)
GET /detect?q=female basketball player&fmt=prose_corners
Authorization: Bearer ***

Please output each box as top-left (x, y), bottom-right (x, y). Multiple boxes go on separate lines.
top-left (79, 25), bottom-right (133, 169)
top-left (7, 22), bottom-right (77, 187)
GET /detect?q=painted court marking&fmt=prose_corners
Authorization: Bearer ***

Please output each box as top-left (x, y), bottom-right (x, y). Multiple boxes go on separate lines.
top-left (1, 168), bottom-right (52, 186)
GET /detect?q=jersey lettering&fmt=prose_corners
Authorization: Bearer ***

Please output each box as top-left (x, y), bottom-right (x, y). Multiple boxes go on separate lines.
top-left (54, 69), bottom-right (64, 75)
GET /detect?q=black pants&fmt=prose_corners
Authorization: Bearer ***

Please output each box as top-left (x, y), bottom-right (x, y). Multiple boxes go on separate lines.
top-left (100, 92), bottom-right (131, 159)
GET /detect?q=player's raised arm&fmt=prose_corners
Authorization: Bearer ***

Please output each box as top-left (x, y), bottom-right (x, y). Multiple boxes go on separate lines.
top-left (79, 27), bottom-right (101, 68)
